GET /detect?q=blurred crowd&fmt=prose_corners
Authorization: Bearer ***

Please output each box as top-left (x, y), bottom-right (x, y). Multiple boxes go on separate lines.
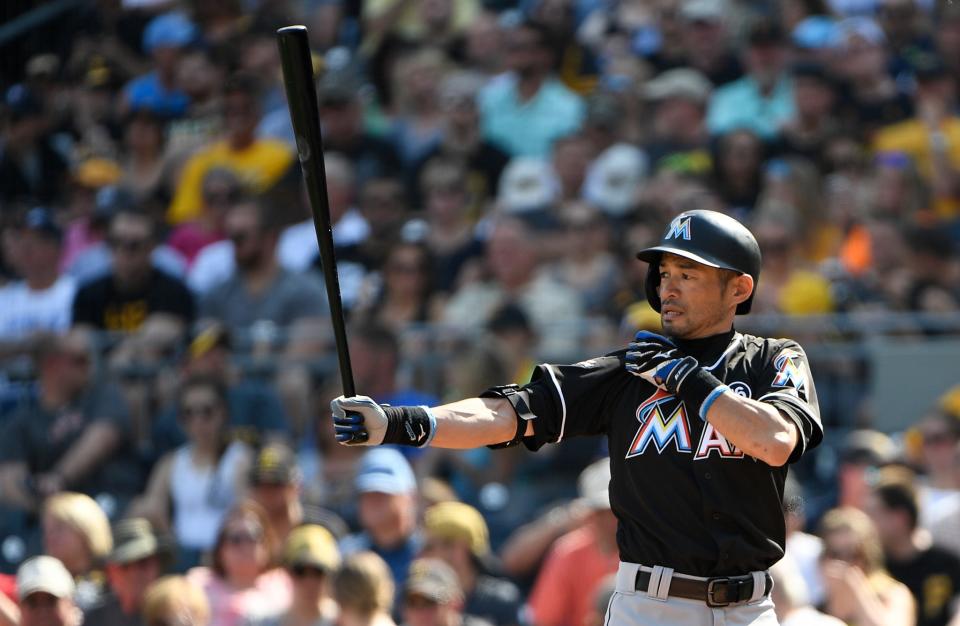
top-left (2, 0), bottom-right (960, 624)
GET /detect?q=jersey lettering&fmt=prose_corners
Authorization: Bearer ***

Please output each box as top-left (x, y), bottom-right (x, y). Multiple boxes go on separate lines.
top-left (771, 349), bottom-right (806, 393)
top-left (665, 216), bottom-right (692, 241)
top-left (627, 389), bottom-right (692, 457)
top-left (694, 422), bottom-right (744, 460)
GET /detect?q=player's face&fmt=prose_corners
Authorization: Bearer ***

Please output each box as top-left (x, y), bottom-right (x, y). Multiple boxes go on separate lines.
top-left (657, 253), bottom-right (739, 339)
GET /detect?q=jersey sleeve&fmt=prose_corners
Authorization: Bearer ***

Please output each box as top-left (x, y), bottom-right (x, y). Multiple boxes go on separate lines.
top-left (754, 340), bottom-right (823, 464)
top-left (513, 353), bottom-right (625, 451)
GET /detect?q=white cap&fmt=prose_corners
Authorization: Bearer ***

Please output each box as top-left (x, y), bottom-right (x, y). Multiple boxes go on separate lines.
top-left (498, 158), bottom-right (561, 213)
top-left (681, 0), bottom-right (725, 22)
top-left (582, 144), bottom-right (647, 217)
top-left (643, 68), bottom-right (713, 104)
top-left (17, 556), bottom-right (75, 600)
top-left (578, 458), bottom-right (612, 510)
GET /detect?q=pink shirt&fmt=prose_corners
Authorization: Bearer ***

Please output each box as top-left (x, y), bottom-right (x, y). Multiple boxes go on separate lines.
top-left (527, 526), bottom-right (620, 626)
top-left (167, 223), bottom-right (223, 267)
top-left (61, 219), bottom-right (100, 271)
top-left (186, 566), bottom-right (292, 626)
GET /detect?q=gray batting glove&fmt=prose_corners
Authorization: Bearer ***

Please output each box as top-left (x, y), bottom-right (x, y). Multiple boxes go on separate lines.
top-left (331, 395), bottom-right (388, 446)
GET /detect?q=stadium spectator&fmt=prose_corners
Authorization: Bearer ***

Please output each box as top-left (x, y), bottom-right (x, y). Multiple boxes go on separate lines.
top-left (868, 470), bottom-right (960, 626)
top-left (0, 330), bottom-right (141, 513)
top-left (120, 107), bottom-right (170, 204)
top-left (352, 242), bottom-right (439, 334)
top-left (387, 47), bottom-right (450, 170)
top-left (258, 524), bottom-right (342, 626)
top-left (71, 205), bottom-right (194, 333)
top-left (0, 208), bottom-right (75, 348)
top-left (707, 18), bottom-right (795, 139)
top-left (15, 556), bottom-right (82, 626)
top-left (42, 492), bottom-right (112, 610)
top-left (914, 409), bottom-right (960, 524)
top-left (84, 517), bottom-right (166, 626)
top-left (926, 439), bottom-right (960, 559)
top-left (132, 375), bottom-right (252, 570)
top-left (777, 62), bottom-right (840, 164)
top-left (526, 459), bottom-right (619, 626)
top-left (783, 474), bottom-right (827, 608)
top-left (819, 506), bottom-right (916, 626)
top-left (770, 556), bottom-right (845, 626)
top-left (0, 84), bottom-right (69, 206)
top-left (150, 324), bottom-right (290, 456)
top-left (836, 430), bottom-right (898, 510)
top-left (248, 443), bottom-right (305, 545)
top-left (341, 449), bottom-right (422, 590)
top-left (351, 173), bottom-right (410, 272)
top-left (167, 167), bottom-right (240, 266)
top-left (187, 501), bottom-right (292, 626)
top-left (678, 0), bottom-right (742, 87)
top-left (443, 215), bottom-right (585, 359)
top-left (332, 551), bottom-right (397, 626)
top-left (478, 20), bottom-right (585, 158)
top-left (167, 73), bottom-right (294, 224)
top-left (639, 68), bottom-right (712, 173)
top-left (412, 72), bottom-right (510, 212)
top-left (401, 557), bottom-right (493, 626)
top-left (142, 575), bottom-right (210, 626)
top-left (121, 12), bottom-right (194, 120)
top-left (421, 502), bottom-right (522, 626)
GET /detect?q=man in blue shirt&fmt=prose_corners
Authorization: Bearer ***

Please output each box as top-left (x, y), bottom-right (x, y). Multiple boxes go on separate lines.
top-left (479, 20), bottom-right (585, 158)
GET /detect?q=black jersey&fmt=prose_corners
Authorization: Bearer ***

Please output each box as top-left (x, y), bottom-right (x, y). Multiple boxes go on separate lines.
top-left (507, 329), bottom-right (823, 577)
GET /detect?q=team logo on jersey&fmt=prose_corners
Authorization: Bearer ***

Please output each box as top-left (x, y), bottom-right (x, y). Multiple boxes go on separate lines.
top-left (772, 350), bottom-right (806, 393)
top-left (728, 381), bottom-right (752, 398)
top-left (694, 422), bottom-right (744, 460)
top-left (626, 389), bottom-right (692, 457)
top-left (665, 216), bottom-right (692, 241)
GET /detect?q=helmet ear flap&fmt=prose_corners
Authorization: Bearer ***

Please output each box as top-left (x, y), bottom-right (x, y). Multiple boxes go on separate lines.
top-left (645, 263), bottom-right (662, 313)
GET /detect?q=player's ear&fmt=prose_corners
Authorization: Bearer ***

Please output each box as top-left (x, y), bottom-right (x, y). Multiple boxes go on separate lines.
top-left (730, 274), bottom-right (754, 306)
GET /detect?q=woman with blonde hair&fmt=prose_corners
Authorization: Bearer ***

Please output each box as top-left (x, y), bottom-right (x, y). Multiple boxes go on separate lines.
top-left (42, 491), bottom-right (112, 610)
top-left (388, 46), bottom-right (451, 168)
top-left (142, 575), bottom-right (211, 626)
top-left (332, 552), bottom-right (396, 626)
top-left (818, 507), bottom-right (915, 626)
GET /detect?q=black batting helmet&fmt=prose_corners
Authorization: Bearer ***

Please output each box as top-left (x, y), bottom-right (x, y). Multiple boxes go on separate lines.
top-left (637, 210), bottom-right (761, 315)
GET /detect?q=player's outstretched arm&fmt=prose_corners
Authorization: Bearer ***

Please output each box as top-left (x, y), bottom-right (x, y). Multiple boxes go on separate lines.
top-left (331, 395), bottom-right (529, 449)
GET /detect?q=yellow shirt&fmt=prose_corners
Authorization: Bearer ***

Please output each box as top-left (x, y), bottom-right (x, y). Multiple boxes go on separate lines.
top-left (167, 139), bottom-right (294, 224)
top-left (872, 117), bottom-right (960, 218)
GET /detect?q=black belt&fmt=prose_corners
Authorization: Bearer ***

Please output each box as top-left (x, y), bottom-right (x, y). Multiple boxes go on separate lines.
top-left (635, 570), bottom-right (773, 608)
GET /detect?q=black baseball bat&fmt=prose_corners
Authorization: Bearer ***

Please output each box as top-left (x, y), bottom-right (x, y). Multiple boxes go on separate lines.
top-left (276, 25), bottom-right (355, 398)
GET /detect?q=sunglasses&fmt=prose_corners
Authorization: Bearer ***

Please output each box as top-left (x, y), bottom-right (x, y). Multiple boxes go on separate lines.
top-left (290, 564), bottom-right (326, 578)
top-left (227, 231), bottom-right (255, 246)
top-left (224, 531), bottom-right (262, 545)
top-left (180, 403), bottom-right (219, 420)
top-left (108, 236), bottom-right (151, 253)
top-left (405, 595), bottom-right (440, 610)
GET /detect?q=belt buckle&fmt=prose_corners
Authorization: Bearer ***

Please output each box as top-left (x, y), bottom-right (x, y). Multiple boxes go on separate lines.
top-left (705, 577), bottom-right (731, 608)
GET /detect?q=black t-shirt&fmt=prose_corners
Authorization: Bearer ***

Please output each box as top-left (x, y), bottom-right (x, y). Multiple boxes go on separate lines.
top-left (72, 269), bottom-right (195, 331)
top-left (497, 330), bottom-right (823, 576)
top-left (0, 381), bottom-right (143, 499)
top-left (465, 574), bottom-right (524, 626)
top-left (887, 546), bottom-right (960, 626)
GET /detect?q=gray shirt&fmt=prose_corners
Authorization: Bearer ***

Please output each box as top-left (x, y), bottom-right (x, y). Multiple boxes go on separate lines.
top-left (199, 269), bottom-right (328, 331)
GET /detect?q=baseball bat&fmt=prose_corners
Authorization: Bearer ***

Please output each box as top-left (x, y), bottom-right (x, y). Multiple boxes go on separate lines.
top-left (276, 25), bottom-right (355, 398)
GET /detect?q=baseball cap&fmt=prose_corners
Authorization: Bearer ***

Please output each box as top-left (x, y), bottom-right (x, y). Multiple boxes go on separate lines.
top-left (317, 69), bottom-right (362, 106)
top-left (748, 18), bottom-right (785, 46)
top-left (74, 157), bottom-right (122, 189)
top-left (283, 524), bottom-right (341, 571)
top-left (582, 144), bottom-right (647, 217)
top-left (423, 502), bottom-right (491, 557)
top-left (585, 92), bottom-right (624, 130)
top-left (250, 443), bottom-right (300, 485)
top-left (143, 12), bottom-right (197, 53)
top-left (681, 0), bottom-right (725, 23)
top-left (498, 158), bottom-right (560, 213)
top-left (93, 185), bottom-right (137, 222)
top-left (840, 430), bottom-right (897, 466)
top-left (791, 16), bottom-right (841, 50)
top-left (578, 458), bottom-right (612, 510)
top-left (911, 54), bottom-right (949, 83)
top-left (643, 69), bottom-right (713, 104)
top-left (355, 448), bottom-right (417, 495)
top-left (838, 17), bottom-right (885, 47)
top-left (24, 207), bottom-right (63, 242)
top-left (405, 558), bottom-right (463, 605)
top-left (107, 518), bottom-right (163, 565)
top-left (17, 556), bottom-right (75, 600)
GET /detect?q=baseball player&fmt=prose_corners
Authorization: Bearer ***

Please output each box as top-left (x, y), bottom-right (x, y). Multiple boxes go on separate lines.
top-left (332, 210), bottom-right (823, 625)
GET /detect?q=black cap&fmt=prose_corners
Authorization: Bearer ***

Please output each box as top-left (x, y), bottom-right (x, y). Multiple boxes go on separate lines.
top-left (912, 54), bottom-right (949, 83)
top-left (748, 18), bottom-right (785, 46)
top-left (637, 210), bottom-right (762, 314)
top-left (791, 61), bottom-right (832, 84)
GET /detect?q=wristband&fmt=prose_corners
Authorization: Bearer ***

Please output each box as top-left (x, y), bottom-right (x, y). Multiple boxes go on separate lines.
top-left (383, 406), bottom-right (437, 447)
top-left (674, 367), bottom-right (727, 422)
